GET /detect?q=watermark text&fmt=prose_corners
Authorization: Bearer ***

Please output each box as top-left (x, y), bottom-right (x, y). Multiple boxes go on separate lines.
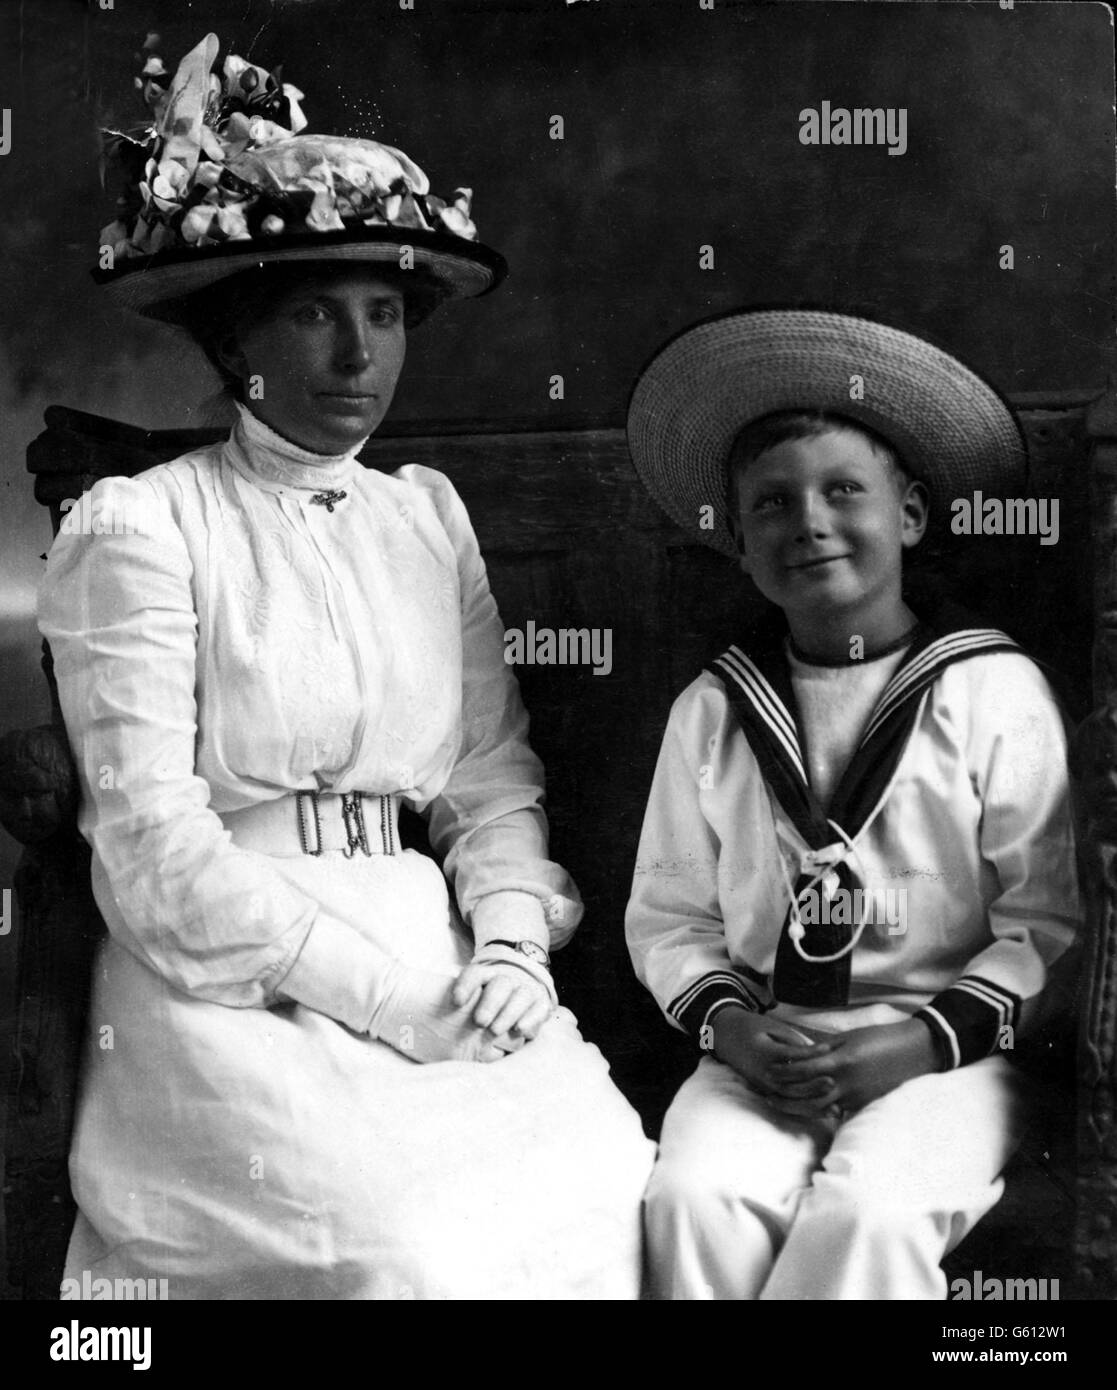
top-left (504, 621), bottom-right (613, 676)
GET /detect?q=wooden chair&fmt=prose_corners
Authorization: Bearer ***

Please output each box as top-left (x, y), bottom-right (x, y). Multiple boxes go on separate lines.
top-left (3, 392), bottom-right (1115, 1298)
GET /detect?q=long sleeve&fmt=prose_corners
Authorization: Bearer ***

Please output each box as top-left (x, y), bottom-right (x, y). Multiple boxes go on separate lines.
top-left (39, 474), bottom-right (397, 1030)
top-left (404, 466), bottom-right (583, 952)
top-left (914, 654), bottom-right (1081, 1068)
top-left (625, 680), bottom-right (771, 1040)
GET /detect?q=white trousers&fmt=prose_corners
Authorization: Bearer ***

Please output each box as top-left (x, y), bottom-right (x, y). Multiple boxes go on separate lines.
top-left (644, 1049), bottom-right (1028, 1300)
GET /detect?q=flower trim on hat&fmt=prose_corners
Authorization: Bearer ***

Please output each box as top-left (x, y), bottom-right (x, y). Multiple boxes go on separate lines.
top-left (100, 32), bottom-right (479, 264)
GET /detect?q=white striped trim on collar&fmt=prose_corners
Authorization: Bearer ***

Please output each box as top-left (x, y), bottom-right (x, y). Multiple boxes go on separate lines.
top-left (714, 647), bottom-right (807, 784)
top-left (862, 629), bottom-right (1017, 743)
top-left (715, 628), bottom-right (1016, 791)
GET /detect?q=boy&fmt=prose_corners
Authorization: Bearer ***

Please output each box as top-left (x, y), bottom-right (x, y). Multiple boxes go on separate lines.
top-left (624, 309), bottom-right (1080, 1300)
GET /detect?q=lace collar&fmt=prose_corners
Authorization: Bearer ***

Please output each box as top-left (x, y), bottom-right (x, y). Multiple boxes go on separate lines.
top-left (223, 403), bottom-right (367, 497)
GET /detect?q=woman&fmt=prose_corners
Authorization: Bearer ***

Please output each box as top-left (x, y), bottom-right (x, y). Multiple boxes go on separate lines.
top-left (40, 34), bottom-right (654, 1300)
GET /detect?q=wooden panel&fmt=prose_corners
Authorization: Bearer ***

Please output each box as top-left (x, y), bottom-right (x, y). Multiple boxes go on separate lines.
top-left (1073, 391), bottom-right (1117, 1297)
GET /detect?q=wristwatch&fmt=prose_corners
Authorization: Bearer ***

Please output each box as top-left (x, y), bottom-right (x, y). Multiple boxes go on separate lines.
top-left (485, 939), bottom-right (552, 969)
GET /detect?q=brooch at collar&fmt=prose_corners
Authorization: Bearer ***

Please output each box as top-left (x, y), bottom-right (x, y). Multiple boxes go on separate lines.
top-left (310, 489), bottom-right (348, 513)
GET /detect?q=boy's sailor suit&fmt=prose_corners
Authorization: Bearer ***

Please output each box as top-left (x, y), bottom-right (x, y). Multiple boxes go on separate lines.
top-left (625, 608), bottom-right (1080, 1300)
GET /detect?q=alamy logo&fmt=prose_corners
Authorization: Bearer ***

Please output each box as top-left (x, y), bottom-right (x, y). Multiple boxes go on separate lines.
top-left (799, 101), bottom-right (907, 156)
top-left (50, 1320), bottom-right (152, 1371)
top-left (60, 493), bottom-right (154, 537)
top-left (949, 1271), bottom-right (1060, 1301)
top-left (950, 493), bottom-right (1059, 545)
top-left (60, 1271), bottom-right (169, 1300)
top-left (504, 621), bottom-right (613, 677)
top-left (795, 884), bottom-right (907, 936)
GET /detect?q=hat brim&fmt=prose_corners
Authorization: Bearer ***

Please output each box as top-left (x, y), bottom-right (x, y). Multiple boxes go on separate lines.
top-left (94, 224), bottom-right (507, 324)
top-left (626, 307), bottom-right (1027, 557)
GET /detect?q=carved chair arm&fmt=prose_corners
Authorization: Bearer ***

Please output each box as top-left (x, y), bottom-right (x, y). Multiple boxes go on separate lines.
top-left (0, 723), bottom-right (79, 846)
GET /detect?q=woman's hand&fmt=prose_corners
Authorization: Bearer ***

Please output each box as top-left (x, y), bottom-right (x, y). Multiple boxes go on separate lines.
top-left (368, 964), bottom-right (523, 1065)
top-left (452, 962), bottom-right (555, 1044)
top-left (766, 1019), bottom-right (939, 1119)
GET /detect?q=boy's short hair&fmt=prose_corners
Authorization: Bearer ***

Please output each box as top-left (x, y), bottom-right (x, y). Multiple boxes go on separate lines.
top-left (725, 410), bottom-right (912, 526)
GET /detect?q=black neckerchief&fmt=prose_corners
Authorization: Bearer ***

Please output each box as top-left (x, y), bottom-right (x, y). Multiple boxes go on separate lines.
top-left (705, 603), bottom-right (1021, 1007)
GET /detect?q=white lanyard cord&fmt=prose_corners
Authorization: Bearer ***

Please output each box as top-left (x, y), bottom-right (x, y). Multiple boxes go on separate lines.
top-left (775, 689), bottom-right (929, 965)
top-left (776, 824), bottom-right (873, 962)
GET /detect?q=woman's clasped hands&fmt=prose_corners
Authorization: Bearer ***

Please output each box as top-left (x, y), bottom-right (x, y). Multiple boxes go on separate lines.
top-left (454, 956), bottom-right (556, 1044)
top-left (368, 958), bottom-right (556, 1066)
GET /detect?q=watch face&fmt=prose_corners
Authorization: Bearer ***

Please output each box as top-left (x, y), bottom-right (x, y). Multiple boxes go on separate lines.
top-left (518, 942), bottom-right (550, 965)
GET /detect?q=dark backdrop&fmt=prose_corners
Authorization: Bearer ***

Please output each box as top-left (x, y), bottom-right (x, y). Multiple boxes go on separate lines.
top-left (0, 0), bottom-right (1113, 426)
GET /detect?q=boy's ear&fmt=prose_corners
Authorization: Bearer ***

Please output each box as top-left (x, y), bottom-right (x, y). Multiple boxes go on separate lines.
top-left (728, 513), bottom-right (751, 574)
top-left (214, 333), bottom-right (248, 382)
top-left (900, 478), bottom-right (930, 549)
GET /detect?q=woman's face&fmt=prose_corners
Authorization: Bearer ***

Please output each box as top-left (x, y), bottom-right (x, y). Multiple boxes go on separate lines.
top-left (223, 268), bottom-right (408, 454)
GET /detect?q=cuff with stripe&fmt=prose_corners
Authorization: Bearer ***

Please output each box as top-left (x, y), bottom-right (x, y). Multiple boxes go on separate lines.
top-left (668, 970), bottom-right (766, 1044)
top-left (914, 975), bottom-right (1021, 1070)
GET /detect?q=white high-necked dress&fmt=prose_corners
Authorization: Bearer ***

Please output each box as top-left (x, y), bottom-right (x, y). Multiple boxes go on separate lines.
top-left (39, 404), bottom-right (654, 1300)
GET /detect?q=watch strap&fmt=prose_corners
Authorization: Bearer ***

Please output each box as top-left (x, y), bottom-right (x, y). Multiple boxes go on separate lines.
top-left (470, 943), bottom-right (558, 1005)
top-left (483, 938), bottom-right (552, 967)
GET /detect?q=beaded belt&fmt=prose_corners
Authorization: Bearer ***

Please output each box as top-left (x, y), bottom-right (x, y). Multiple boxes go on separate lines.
top-left (221, 791), bottom-right (400, 858)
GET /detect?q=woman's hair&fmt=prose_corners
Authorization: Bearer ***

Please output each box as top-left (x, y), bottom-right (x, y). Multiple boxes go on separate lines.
top-left (724, 409), bottom-right (911, 523)
top-left (174, 260), bottom-right (451, 415)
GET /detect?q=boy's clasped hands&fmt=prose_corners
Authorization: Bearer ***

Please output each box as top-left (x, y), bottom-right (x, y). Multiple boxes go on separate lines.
top-left (711, 1006), bottom-right (939, 1118)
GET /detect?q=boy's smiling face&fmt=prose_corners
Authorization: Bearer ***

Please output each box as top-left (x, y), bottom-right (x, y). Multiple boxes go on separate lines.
top-left (730, 424), bottom-right (928, 654)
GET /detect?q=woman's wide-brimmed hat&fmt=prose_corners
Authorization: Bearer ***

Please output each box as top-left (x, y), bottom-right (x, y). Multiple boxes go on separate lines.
top-left (94, 33), bottom-right (506, 323)
top-left (627, 307), bottom-right (1027, 556)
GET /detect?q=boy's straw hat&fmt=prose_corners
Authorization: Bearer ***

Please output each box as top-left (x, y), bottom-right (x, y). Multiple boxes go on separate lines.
top-left (94, 33), bottom-right (505, 324)
top-left (627, 307), bottom-right (1027, 556)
